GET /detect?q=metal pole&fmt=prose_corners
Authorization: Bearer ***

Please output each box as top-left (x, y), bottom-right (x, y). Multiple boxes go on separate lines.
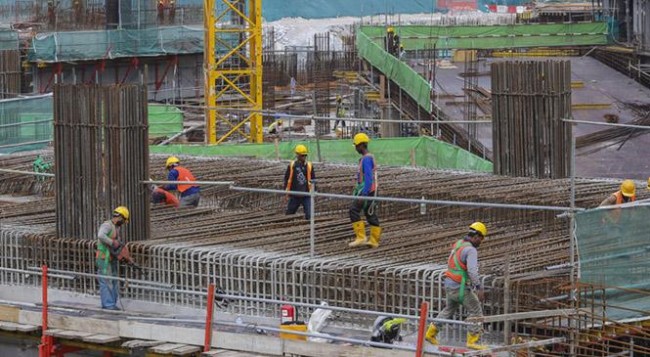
top-left (204, 284), bottom-right (215, 352)
top-left (569, 134), bottom-right (577, 357)
top-left (309, 182), bottom-right (316, 258)
top-left (415, 301), bottom-right (429, 357)
top-left (38, 265), bottom-right (52, 357)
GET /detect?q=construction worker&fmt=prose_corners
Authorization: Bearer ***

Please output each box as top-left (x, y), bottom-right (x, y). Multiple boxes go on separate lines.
top-left (385, 26), bottom-right (395, 54)
top-left (599, 179), bottom-right (636, 206)
top-left (370, 316), bottom-right (407, 345)
top-left (333, 95), bottom-right (346, 130)
top-left (283, 144), bottom-right (315, 220)
top-left (157, 0), bottom-right (165, 23)
top-left (151, 185), bottom-right (179, 208)
top-left (164, 156), bottom-right (200, 207)
top-left (268, 119), bottom-right (283, 134)
top-left (168, 0), bottom-right (176, 24)
top-left (96, 206), bottom-right (129, 310)
top-left (647, 177), bottom-right (650, 190)
top-left (425, 222), bottom-right (489, 350)
top-left (348, 133), bottom-right (382, 248)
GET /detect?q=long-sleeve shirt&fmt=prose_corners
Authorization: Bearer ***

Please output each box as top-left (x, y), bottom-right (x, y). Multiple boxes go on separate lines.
top-left (97, 221), bottom-right (118, 247)
top-left (357, 154), bottom-right (376, 196)
top-left (444, 243), bottom-right (481, 289)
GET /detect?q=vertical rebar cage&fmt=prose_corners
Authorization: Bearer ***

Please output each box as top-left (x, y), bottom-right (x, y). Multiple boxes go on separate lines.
top-left (53, 84), bottom-right (150, 242)
top-left (204, 0), bottom-right (263, 144)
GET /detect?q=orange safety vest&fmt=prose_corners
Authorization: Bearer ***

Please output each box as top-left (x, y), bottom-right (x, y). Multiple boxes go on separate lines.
top-left (286, 160), bottom-right (312, 193)
top-left (614, 191), bottom-right (636, 204)
top-left (444, 239), bottom-right (472, 283)
top-left (174, 166), bottom-right (197, 193)
top-left (96, 222), bottom-right (117, 261)
top-left (155, 187), bottom-right (180, 207)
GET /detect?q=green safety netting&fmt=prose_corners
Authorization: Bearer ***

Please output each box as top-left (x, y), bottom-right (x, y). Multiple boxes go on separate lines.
top-left (357, 30), bottom-right (433, 113)
top-left (359, 23), bottom-right (608, 50)
top-left (575, 204), bottom-right (650, 321)
top-left (148, 104), bottom-right (183, 138)
top-left (0, 95), bottom-right (184, 153)
top-left (29, 26), bottom-right (203, 62)
top-left (0, 29), bottom-right (18, 51)
top-left (150, 136), bottom-right (493, 172)
top-left (0, 95), bottom-right (53, 154)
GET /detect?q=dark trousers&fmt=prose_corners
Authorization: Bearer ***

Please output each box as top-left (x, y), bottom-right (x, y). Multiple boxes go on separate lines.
top-left (286, 196), bottom-right (311, 220)
top-left (349, 192), bottom-right (379, 226)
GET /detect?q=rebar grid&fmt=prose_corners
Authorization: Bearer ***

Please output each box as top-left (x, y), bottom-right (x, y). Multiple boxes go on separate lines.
top-left (0, 154), bottom-right (648, 351)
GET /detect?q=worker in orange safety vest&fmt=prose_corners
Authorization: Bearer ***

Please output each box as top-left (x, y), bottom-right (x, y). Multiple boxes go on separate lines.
top-left (425, 222), bottom-right (489, 350)
top-left (164, 156), bottom-right (200, 208)
top-left (600, 179), bottom-right (636, 206)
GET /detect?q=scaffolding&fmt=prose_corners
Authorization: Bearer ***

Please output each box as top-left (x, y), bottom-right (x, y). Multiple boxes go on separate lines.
top-left (204, 0), bottom-right (263, 144)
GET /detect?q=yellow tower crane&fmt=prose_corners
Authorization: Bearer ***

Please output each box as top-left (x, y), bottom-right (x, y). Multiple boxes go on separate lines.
top-left (204, 0), bottom-right (263, 144)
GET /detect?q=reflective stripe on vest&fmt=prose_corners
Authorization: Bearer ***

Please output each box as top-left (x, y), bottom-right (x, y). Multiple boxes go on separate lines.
top-left (357, 154), bottom-right (377, 193)
top-left (175, 166), bottom-right (197, 193)
top-left (444, 239), bottom-right (472, 303)
top-left (286, 160), bottom-right (312, 193)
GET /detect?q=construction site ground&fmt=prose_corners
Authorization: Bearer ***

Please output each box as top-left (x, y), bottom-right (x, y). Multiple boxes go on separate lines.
top-left (416, 56), bottom-right (650, 179)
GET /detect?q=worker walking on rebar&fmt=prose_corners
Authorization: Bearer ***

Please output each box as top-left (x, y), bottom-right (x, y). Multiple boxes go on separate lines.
top-left (348, 133), bottom-right (382, 248)
top-left (425, 222), bottom-right (488, 350)
top-left (96, 206), bottom-right (129, 310)
top-left (599, 179), bottom-right (636, 206)
top-left (164, 156), bottom-right (200, 207)
top-left (284, 144), bottom-right (315, 220)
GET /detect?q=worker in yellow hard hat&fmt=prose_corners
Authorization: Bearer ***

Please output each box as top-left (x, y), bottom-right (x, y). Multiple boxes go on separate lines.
top-left (333, 95), bottom-right (346, 130)
top-left (348, 133), bottom-right (382, 248)
top-left (268, 119), bottom-right (283, 135)
top-left (426, 222), bottom-right (489, 350)
top-left (96, 206), bottom-right (130, 310)
top-left (599, 179), bottom-right (636, 206)
top-left (283, 144), bottom-right (315, 220)
top-left (164, 156), bottom-right (200, 207)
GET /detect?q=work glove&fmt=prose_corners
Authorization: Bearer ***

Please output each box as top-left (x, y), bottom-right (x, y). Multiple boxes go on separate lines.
top-left (477, 289), bottom-right (485, 302)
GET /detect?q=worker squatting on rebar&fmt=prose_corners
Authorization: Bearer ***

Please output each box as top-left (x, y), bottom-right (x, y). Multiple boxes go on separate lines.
top-left (151, 184), bottom-right (180, 208)
top-left (348, 133), bottom-right (382, 248)
top-left (425, 222), bottom-right (489, 350)
top-left (284, 144), bottom-right (315, 220)
top-left (164, 156), bottom-right (201, 208)
top-left (96, 206), bottom-right (130, 310)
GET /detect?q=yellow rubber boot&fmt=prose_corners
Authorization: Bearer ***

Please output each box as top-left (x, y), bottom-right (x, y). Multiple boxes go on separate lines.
top-left (367, 226), bottom-right (382, 248)
top-left (348, 221), bottom-right (367, 247)
top-left (425, 323), bottom-right (439, 345)
top-left (466, 332), bottom-right (488, 350)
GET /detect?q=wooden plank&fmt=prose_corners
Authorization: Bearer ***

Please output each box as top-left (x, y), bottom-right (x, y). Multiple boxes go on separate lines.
top-left (82, 334), bottom-right (122, 344)
top-left (122, 339), bottom-right (166, 349)
top-left (149, 343), bottom-right (188, 353)
top-left (0, 305), bottom-right (20, 323)
top-left (171, 344), bottom-right (201, 355)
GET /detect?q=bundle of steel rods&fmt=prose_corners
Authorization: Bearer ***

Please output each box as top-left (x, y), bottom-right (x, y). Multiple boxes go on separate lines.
top-left (0, 50), bottom-right (20, 99)
top-left (491, 60), bottom-right (572, 178)
top-left (53, 84), bottom-right (149, 241)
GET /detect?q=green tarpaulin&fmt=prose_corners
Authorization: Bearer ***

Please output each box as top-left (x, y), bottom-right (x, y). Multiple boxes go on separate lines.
top-left (150, 136), bottom-right (493, 172)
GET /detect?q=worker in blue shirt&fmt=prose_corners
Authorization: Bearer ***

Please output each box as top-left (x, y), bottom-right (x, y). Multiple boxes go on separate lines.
top-left (164, 156), bottom-right (200, 207)
top-left (348, 133), bottom-right (382, 248)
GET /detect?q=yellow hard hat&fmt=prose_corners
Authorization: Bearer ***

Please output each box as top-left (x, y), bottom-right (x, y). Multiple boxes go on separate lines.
top-left (469, 222), bottom-right (487, 237)
top-left (278, 120), bottom-right (283, 125)
top-left (295, 144), bottom-right (308, 155)
top-left (166, 156), bottom-right (180, 168)
top-left (620, 179), bottom-right (635, 197)
top-left (113, 206), bottom-right (130, 221)
top-left (387, 26), bottom-right (394, 33)
top-left (336, 95), bottom-right (342, 101)
top-left (353, 133), bottom-right (370, 146)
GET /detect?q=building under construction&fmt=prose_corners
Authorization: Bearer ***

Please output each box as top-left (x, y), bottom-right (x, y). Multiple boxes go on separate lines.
top-left (0, 0), bottom-right (649, 356)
